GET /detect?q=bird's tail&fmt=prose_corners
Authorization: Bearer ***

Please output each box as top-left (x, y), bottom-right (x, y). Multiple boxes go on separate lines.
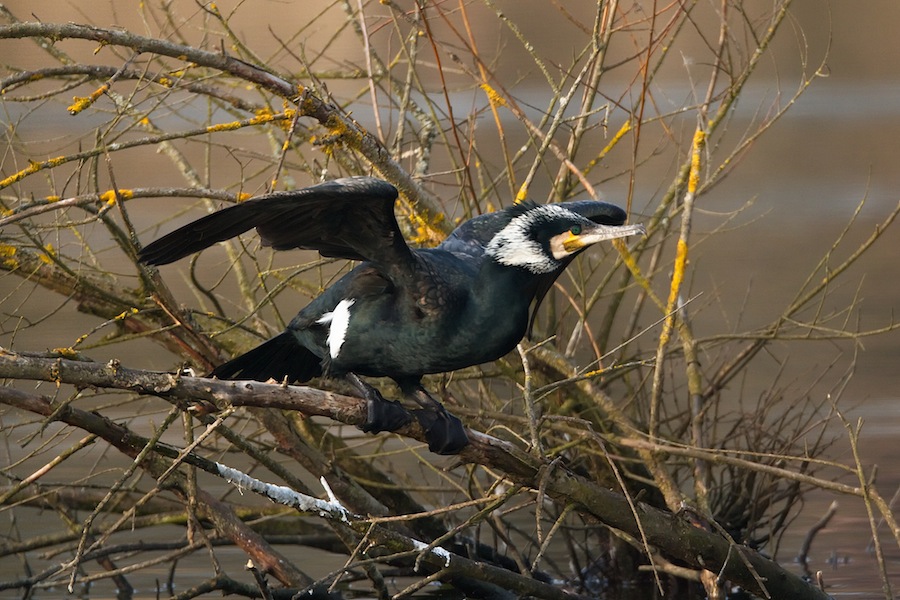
top-left (209, 332), bottom-right (322, 383)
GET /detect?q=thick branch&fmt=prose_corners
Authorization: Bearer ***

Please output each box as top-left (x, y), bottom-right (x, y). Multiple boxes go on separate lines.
top-left (0, 350), bottom-right (829, 600)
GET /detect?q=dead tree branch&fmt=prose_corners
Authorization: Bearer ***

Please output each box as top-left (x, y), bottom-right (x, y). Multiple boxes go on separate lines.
top-left (0, 350), bottom-right (830, 600)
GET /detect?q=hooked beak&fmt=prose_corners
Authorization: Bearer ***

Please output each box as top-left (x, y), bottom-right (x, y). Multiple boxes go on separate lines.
top-left (552, 222), bottom-right (645, 259)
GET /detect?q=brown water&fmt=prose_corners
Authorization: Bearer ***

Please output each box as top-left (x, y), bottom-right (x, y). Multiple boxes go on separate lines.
top-left (2, 1), bottom-right (900, 598)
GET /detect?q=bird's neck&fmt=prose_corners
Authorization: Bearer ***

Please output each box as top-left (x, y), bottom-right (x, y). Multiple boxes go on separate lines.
top-left (471, 258), bottom-right (542, 319)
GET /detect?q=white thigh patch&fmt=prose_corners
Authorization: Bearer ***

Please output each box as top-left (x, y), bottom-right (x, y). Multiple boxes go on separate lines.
top-left (318, 299), bottom-right (356, 359)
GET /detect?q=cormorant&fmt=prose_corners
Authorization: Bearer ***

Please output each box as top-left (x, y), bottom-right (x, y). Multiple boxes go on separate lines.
top-left (139, 177), bottom-right (644, 454)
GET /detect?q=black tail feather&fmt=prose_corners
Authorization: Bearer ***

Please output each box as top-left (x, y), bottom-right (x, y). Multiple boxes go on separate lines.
top-left (209, 332), bottom-right (321, 383)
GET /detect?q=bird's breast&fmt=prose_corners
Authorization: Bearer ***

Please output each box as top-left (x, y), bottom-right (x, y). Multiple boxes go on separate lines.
top-left (316, 283), bottom-right (527, 378)
top-left (303, 254), bottom-right (534, 378)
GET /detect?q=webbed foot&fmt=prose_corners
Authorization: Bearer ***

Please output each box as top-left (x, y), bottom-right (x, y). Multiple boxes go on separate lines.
top-left (347, 373), bottom-right (412, 433)
top-left (412, 407), bottom-right (469, 455)
top-left (361, 390), bottom-right (412, 433)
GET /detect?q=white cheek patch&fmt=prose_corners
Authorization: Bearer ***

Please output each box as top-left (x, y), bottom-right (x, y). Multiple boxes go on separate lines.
top-left (317, 298), bottom-right (356, 358)
top-left (486, 205), bottom-right (574, 274)
top-left (492, 237), bottom-right (550, 272)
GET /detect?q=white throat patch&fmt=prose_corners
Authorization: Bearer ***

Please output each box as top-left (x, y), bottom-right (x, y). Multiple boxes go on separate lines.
top-left (317, 298), bottom-right (356, 358)
top-left (486, 204), bottom-right (574, 274)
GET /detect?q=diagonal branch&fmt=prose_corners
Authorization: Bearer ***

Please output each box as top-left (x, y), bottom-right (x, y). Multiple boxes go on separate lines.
top-left (0, 349), bottom-right (830, 600)
top-left (0, 21), bottom-right (447, 232)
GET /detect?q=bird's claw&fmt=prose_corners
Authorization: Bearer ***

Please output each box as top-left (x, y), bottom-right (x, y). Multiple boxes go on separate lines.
top-left (412, 408), bottom-right (469, 455)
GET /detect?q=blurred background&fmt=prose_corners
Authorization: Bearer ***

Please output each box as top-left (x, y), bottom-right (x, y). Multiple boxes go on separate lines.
top-left (1, 1), bottom-right (899, 596)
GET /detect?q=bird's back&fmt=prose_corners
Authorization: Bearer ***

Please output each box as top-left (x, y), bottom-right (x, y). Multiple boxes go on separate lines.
top-left (286, 247), bottom-right (532, 381)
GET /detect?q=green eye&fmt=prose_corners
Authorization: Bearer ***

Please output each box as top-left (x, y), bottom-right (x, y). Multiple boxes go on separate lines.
top-left (569, 224), bottom-right (582, 235)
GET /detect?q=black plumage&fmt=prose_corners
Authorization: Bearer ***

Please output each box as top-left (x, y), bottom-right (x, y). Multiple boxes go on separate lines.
top-left (139, 177), bottom-right (643, 454)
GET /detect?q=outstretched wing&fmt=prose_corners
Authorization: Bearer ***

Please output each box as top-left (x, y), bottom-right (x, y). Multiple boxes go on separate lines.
top-left (138, 177), bottom-right (416, 280)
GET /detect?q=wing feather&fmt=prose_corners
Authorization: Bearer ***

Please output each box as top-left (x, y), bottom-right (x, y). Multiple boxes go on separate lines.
top-left (139, 177), bottom-right (416, 282)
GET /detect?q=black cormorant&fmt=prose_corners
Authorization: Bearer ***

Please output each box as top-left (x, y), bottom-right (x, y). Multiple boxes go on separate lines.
top-left (139, 177), bottom-right (643, 454)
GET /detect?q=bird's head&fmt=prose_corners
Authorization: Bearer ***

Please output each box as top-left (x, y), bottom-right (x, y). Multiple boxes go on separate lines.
top-left (485, 202), bottom-right (644, 274)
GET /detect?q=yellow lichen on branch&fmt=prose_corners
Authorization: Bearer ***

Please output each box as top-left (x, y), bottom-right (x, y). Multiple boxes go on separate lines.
top-left (68, 83), bottom-right (110, 115)
top-left (277, 108), bottom-right (297, 132)
top-left (0, 156), bottom-right (67, 190)
top-left (406, 209), bottom-right (445, 246)
top-left (0, 244), bottom-right (18, 269)
top-left (687, 128), bottom-right (705, 195)
top-left (659, 238), bottom-right (689, 346)
top-left (39, 244), bottom-right (55, 265)
top-left (584, 119), bottom-right (632, 175)
top-left (99, 189), bottom-right (134, 206)
top-left (204, 110), bottom-right (293, 134)
top-left (480, 83), bottom-right (507, 108)
top-left (515, 181), bottom-right (530, 204)
top-left (660, 127), bottom-right (705, 345)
